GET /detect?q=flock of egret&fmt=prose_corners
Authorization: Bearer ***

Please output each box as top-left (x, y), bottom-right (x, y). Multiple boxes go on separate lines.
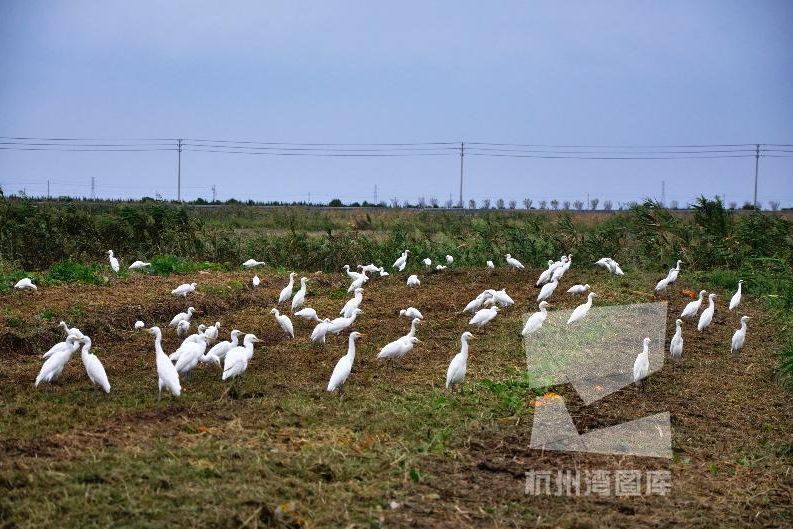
top-left (17, 247), bottom-right (751, 398)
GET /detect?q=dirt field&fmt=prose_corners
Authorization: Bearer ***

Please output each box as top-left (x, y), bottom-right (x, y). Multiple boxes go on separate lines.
top-left (1, 267), bottom-right (791, 528)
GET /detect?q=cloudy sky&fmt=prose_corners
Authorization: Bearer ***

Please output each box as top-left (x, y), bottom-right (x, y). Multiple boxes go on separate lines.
top-left (1, 1), bottom-right (791, 206)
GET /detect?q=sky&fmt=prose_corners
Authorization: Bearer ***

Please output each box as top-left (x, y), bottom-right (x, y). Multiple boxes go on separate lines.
top-left (0, 0), bottom-right (791, 207)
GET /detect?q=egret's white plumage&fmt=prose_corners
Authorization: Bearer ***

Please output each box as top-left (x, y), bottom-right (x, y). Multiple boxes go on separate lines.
top-left (469, 306), bottom-right (499, 327)
top-left (327, 332), bottom-right (362, 394)
top-left (666, 260), bottom-right (682, 283)
top-left (327, 308), bottom-right (362, 335)
top-left (294, 307), bottom-right (321, 322)
top-left (406, 275), bottom-right (420, 287)
top-left (392, 250), bottom-right (409, 270)
top-left (128, 260), bottom-right (151, 270)
top-left (681, 290), bottom-right (706, 318)
top-left (491, 288), bottom-right (514, 307)
top-left (174, 335), bottom-right (210, 377)
top-left (252, 275), bottom-right (260, 288)
top-left (697, 293), bottom-right (717, 332)
top-left (14, 277), bottom-right (37, 291)
top-left (536, 260), bottom-right (556, 286)
top-left (347, 272), bottom-right (368, 292)
top-left (79, 336), bottom-right (111, 393)
top-left (242, 259), bottom-right (266, 268)
top-left (377, 336), bottom-right (420, 361)
top-left (537, 279), bottom-right (559, 302)
top-left (486, 260), bottom-right (495, 269)
top-left (204, 321), bottom-right (220, 343)
top-left (106, 250), bottom-right (120, 273)
top-left (206, 330), bottom-right (242, 362)
top-left (176, 319), bottom-right (191, 338)
top-left (655, 270), bottom-right (674, 293)
top-left (222, 334), bottom-right (262, 381)
top-left (59, 320), bottom-right (85, 340)
top-left (340, 288), bottom-right (364, 318)
top-left (422, 257), bottom-right (432, 268)
top-left (171, 282), bottom-right (197, 298)
top-left (134, 320), bottom-right (145, 330)
top-left (405, 317), bottom-right (421, 338)
top-left (291, 277), bottom-right (308, 311)
top-left (505, 254), bottom-right (525, 269)
top-left (522, 301), bottom-right (550, 336)
top-left (271, 308), bottom-right (294, 338)
top-left (378, 267), bottom-right (389, 277)
top-left (342, 265), bottom-right (364, 281)
top-left (670, 319), bottom-right (684, 361)
top-left (446, 332), bottom-right (474, 391)
top-left (400, 307), bottom-right (423, 320)
top-left (170, 307), bottom-right (196, 327)
top-left (358, 263), bottom-right (380, 274)
top-left (567, 292), bottom-right (596, 324)
top-left (435, 264), bottom-right (447, 271)
top-left (278, 272), bottom-right (297, 304)
top-left (566, 284), bottom-right (590, 294)
top-left (633, 337), bottom-right (651, 384)
top-left (445, 255), bottom-right (454, 265)
top-left (148, 327), bottom-right (181, 398)
top-left (463, 291), bottom-right (492, 313)
top-left (731, 316), bottom-right (750, 353)
top-left (35, 336), bottom-right (82, 386)
top-left (729, 280), bottom-right (744, 311)
top-left (310, 318), bottom-right (333, 344)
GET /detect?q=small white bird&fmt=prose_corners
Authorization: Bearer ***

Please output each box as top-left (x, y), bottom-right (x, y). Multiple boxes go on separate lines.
top-left (294, 307), bottom-right (321, 322)
top-left (666, 260), bottom-right (683, 283)
top-left (222, 334), bottom-right (262, 381)
top-left (486, 260), bottom-right (495, 269)
top-left (148, 327), bottom-right (181, 399)
top-left (176, 319), bottom-right (191, 338)
top-left (537, 279), bottom-right (559, 302)
top-left (491, 288), bottom-right (514, 307)
top-left (171, 282), bottom-right (197, 298)
top-left (347, 272), bottom-right (369, 293)
top-left (204, 321), bottom-right (221, 343)
top-left (522, 301), bottom-right (550, 336)
top-left (134, 320), bottom-right (145, 330)
top-left (35, 336), bottom-right (83, 386)
top-left (566, 284), bottom-right (590, 294)
top-left (731, 316), bottom-right (750, 353)
top-left (406, 275), bottom-right (420, 287)
top-left (610, 259), bottom-right (625, 276)
top-left (435, 264), bottom-right (447, 271)
top-left (343, 265), bottom-right (364, 281)
top-left (14, 277), bottom-right (37, 291)
top-left (252, 275), bottom-right (260, 288)
top-left (655, 270), bottom-right (675, 293)
top-left (505, 254), bottom-right (525, 269)
top-left (633, 337), bottom-right (651, 385)
top-left (340, 288), bottom-right (364, 318)
top-left (446, 332), bottom-right (474, 392)
top-left (469, 306), bottom-right (499, 327)
top-left (445, 255), bottom-right (454, 265)
top-left (399, 307), bottom-right (424, 320)
top-left (79, 336), bottom-right (110, 393)
top-left (392, 250), bottom-right (409, 271)
top-left (128, 260), bottom-right (151, 270)
top-left (697, 293), bottom-right (717, 332)
top-left (729, 280), bottom-right (744, 311)
top-left (271, 308), bottom-right (294, 338)
top-left (174, 334), bottom-right (211, 378)
top-left (206, 329), bottom-right (242, 362)
top-left (462, 292), bottom-right (491, 314)
top-left (377, 336), bottom-right (420, 363)
top-left (681, 290), bottom-right (706, 318)
top-left (278, 272), bottom-right (297, 304)
top-left (327, 309), bottom-right (362, 335)
top-left (358, 263), bottom-right (380, 274)
top-left (670, 319), bottom-right (684, 361)
top-left (378, 267), bottom-right (389, 277)
top-left (536, 260), bottom-right (557, 286)
top-left (404, 317), bottom-right (422, 339)
top-left (106, 250), bottom-right (120, 273)
top-left (58, 320), bottom-right (84, 340)
top-left (327, 331), bottom-right (363, 395)
top-left (169, 307), bottom-right (196, 327)
top-left (422, 257), bottom-right (432, 268)
top-left (291, 277), bottom-right (309, 311)
top-left (311, 318), bottom-right (333, 344)
top-left (567, 292), bottom-right (596, 324)
top-left (242, 259), bottom-right (266, 269)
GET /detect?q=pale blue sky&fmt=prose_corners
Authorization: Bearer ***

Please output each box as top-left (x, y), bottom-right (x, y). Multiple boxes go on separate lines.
top-left (1, 1), bottom-right (791, 206)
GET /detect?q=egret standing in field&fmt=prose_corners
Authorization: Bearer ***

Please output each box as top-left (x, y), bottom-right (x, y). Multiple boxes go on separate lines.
top-left (446, 331), bottom-right (474, 393)
top-left (176, 319), bottom-right (191, 338)
top-left (252, 275), bottom-right (260, 288)
top-left (491, 288), bottom-right (514, 307)
top-left (347, 272), bottom-right (368, 292)
top-left (400, 307), bottom-right (423, 320)
top-left (222, 334), bottom-right (262, 381)
top-left (340, 288), bottom-right (364, 318)
top-left (393, 250), bottom-right (409, 271)
top-left (566, 284), bottom-right (590, 295)
top-left (171, 282), bottom-right (197, 298)
top-left (174, 334), bottom-right (212, 378)
top-left (446, 255), bottom-right (454, 265)
top-left (242, 259), bottom-right (266, 268)
top-left (537, 279), bottom-right (559, 302)
top-left (147, 327), bottom-right (181, 399)
top-left (407, 275), bottom-right (420, 287)
top-left (377, 336), bottom-right (420, 367)
top-left (422, 257), bottom-right (432, 268)
top-left (294, 307), bottom-right (322, 322)
top-left (204, 321), bottom-right (220, 343)
top-left (670, 319), bottom-right (684, 361)
top-left (697, 293), bottom-right (717, 332)
top-left (206, 329), bottom-right (242, 362)
top-left (271, 308), bottom-right (295, 338)
top-left (79, 336), bottom-right (111, 393)
top-left (681, 290), bottom-right (706, 319)
top-left (14, 277), bottom-right (37, 291)
top-left (134, 320), bottom-right (145, 330)
top-left (667, 260), bottom-right (682, 283)
top-left (731, 316), bottom-right (750, 353)
top-left (327, 308), bottom-right (362, 335)
top-left (327, 331), bottom-right (363, 396)
top-left (729, 280), bottom-right (744, 310)
top-left (170, 307), bottom-right (196, 327)
top-left (291, 277), bottom-right (308, 311)
top-left (469, 306), bottom-right (499, 327)
top-left (435, 264), bottom-right (447, 271)
top-left (462, 291), bottom-right (492, 314)
top-left (106, 250), bottom-right (120, 273)
top-left (521, 301), bottom-right (550, 336)
top-left (35, 336), bottom-right (83, 387)
top-left (343, 265), bottom-right (364, 281)
top-left (655, 270), bottom-right (674, 294)
top-left (568, 292), bottom-right (596, 324)
top-left (486, 260), bottom-right (495, 269)
top-left (59, 320), bottom-right (85, 340)
top-left (633, 337), bottom-right (651, 386)
top-left (278, 272), bottom-right (297, 304)
top-left (128, 260), bottom-right (151, 270)
top-left (505, 254), bottom-right (525, 270)
top-left (311, 318), bottom-right (333, 344)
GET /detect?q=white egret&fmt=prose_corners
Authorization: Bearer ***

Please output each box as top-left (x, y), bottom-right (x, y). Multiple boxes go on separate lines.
top-left (669, 319), bottom-right (684, 361)
top-left (59, 320), bottom-right (84, 340)
top-left (35, 336), bottom-right (83, 387)
top-left (609, 259), bottom-right (625, 276)
top-left (680, 290), bottom-right (706, 318)
top-left (340, 288), bottom-right (364, 318)
top-left (147, 327), bottom-right (181, 399)
top-left (347, 272), bottom-right (368, 292)
top-left (176, 319), bottom-right (191, 338)
top-left (422, 257), bottom-right (432, 268)
top-left (729, 280), bottom-right (744, 311)
top-left (311, 318), bottom-right (333, 344)
top-left (327, 331), bottom-right (363, 395)
top-left (536, 260), bottom-right (556, 286)
top-left (537, 279), bottom-right (559, 302)
top-left (666, 260), bottom-right (682, 283)
top-left (294, 307), bottom-right (321, 322)
top-left (521, 301), bottom-right (550, 336)
top-left (169, 327), bottom-right (208, 362)
top-left (278, 272), bottom-right (297, 304)
top-left (14, 278), bottom-right (37, 291)
top-left (469, 306), bottom-right (499, 327)
top-left (377, 336), bottom-right (420, 364)
top-left (491, 288), bottom-right (514, 307)
top-left (134, 320), bottom-right (145, 330)
top-left (446, 332), bottom-right (474, 392)
top-left (505, 254), bottom-right (525, 269)
top-left (562, 254), bottom-right (573, 273)
top-left (399, 307), bottom-right (423, 320)
top-left (378, 267), bottom-right (389, 277)
top-left (222, 334), bottom-right (262, 381)
top-left (327, 308), bottom-right (362, 335)
top-left (633, 337), bottom-right (651, 385)
top-left (169, 307), bottom-right (196, 327)
top-left (252, 275), bottom-right (260, 288)
top-left (204, 321), bottom-right (220, 342)
top-left (435, 264), bottom-right (447, 271)
top-left (446, 255), bottom-right (454, 265)
top-left (551, 257), bottom-right (569, 281)
top-left (595, 257), bottom-right (611, 270)
top-left (291, 277), bottom-right (309, 311)
top-left (79, 336), bottom-right (111, 393)
top-left (171, 282), bottom-right (197, 298)
top-left (697, 293), bottom-right (717, 332)
top-left (566, 284), bottom-right (590, 294)
top-left (655, 270), bottom-right (675, 293)
top-left (392, 250), bottom-right (409, 271)
top-left (731, 316), bottom-right (750, 353)
top-left (343, 265), bottom-right (364, 281)
top-left (206, 330), bottom-right (242, 362)
top-left (106, 250), bottom-right (120, 273)
top-left (174, 334), bottom-right (210, 378)
top-left (242, 259), bottom-right (266, 268)
top-left (406, 275), bottom-right (420, 287)
top-left (486, 260), bottom-right (495, 269)
top-left (270, 308), bottom-right (295, 338)
top-left (462, 291), bottom-right (492, 313)
top-left (567, 292), bottom-right (597, 324)
top-left (405, 318), bottom-right (421, 338)
top-left (358, 263), bottom-right (380, 274)
top-left (128, 260), bottom-right (151, 270)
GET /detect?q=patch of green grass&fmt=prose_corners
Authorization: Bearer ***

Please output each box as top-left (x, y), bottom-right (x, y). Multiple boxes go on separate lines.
top-left (47, 260), bottom-right (104, 285)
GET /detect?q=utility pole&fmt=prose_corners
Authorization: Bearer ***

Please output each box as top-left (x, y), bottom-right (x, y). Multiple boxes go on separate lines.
top-left (753, 144), bottom-right (760, 208)
top-left (374, 184), bottom-right (378, 205)
top-left (211, 184), bottom-right (216, 202)
top-left (459, 142), bottom-right (464, 208)
top-left (47, 179), bottom-right (50, 198)
top-left (177, 138), bottom-right (183, 202)
top-left (661, 180), bottom-right (665, 205)
top-left (90, 177), bottom-right (95, 199)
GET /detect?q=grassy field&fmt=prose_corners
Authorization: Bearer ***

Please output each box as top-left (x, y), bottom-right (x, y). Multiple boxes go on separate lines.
top-left (1, 263), bottom-right (791, 528)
